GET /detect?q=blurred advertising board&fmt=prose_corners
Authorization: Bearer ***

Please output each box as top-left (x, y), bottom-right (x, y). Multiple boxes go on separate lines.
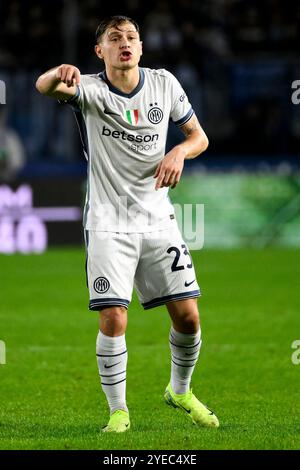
top-left (1, 173), bottom-right (300, 253)
top-left (172, 172), bottom-right (300, 248)
top-left (0, 180), bottom-right (84, 253)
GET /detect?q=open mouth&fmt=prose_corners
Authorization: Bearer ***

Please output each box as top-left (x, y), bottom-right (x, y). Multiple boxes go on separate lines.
top-left (120, 51), bottom-right (132, 60)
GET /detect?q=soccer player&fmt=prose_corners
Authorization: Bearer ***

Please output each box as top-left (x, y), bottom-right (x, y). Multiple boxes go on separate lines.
top-left (36, 15), bottom-right (219, 432)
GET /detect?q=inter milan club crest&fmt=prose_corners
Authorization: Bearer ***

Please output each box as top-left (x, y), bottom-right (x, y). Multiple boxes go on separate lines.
top-left (94, 277), bottom-right (110, 294)
top-left (125, 109), bottom-right (139, 125)
top-left (148, 103), bottom-right (163, 124)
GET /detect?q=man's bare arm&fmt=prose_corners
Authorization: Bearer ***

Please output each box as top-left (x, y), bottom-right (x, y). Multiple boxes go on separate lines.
top-left (154, 114), bottom-right (209, 189)
top-left (177, 114), bottom-right (209, 159)
top-left (35, 64), bottom-right (81, 100)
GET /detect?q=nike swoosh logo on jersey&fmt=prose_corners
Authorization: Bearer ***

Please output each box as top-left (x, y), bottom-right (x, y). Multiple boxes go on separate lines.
top-left (184, 279), bottom-right (195, 287)
top-left (103, 108), bottom-right (120, 117)
top-left (104, 362), bottom-right (121, 369)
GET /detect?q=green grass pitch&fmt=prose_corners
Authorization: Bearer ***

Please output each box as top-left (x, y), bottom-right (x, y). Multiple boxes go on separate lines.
top-left (0, 247), bottom-right (300, 450)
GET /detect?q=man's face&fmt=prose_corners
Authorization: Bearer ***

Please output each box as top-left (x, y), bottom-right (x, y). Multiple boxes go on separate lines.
top-left (95, 22), bottom-right (143, 71)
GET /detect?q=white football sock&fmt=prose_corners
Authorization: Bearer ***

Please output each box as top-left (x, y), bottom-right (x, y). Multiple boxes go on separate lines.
top-left (169, 326), bottom-right (202, 395)
top-left (96, 330), bottom-right (128, 414)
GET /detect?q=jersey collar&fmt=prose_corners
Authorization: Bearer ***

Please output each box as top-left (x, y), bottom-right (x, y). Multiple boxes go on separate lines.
top-left (98, 68), bottom-right (145, 98)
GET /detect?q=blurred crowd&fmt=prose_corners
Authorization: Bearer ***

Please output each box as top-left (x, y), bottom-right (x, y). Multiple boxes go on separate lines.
top-left (1, 0), bottom-right (299, 68)
top-left (1, 0), bottom-right (300, 173)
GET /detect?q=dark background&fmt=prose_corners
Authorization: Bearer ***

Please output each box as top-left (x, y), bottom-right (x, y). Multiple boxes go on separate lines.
top-left (1, 0), bottom-right (300, 179)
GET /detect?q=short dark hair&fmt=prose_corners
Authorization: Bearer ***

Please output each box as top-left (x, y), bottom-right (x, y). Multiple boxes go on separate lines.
top-left (95, 16), bottom-right (140, 44)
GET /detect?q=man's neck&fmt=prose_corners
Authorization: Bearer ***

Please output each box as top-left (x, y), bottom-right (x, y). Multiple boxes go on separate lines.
top-left (105, 67), bottom-right (140, 94)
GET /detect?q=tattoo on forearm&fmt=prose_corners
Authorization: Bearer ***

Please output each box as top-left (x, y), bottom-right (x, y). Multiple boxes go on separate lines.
top-left (181, 116), bottom-right (201, 137)
top-left (184, 125), bottom-right (198, 136)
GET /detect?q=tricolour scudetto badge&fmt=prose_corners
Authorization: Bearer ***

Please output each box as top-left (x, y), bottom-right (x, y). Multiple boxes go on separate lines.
top-left (125, 109), bottom-right (139, 125)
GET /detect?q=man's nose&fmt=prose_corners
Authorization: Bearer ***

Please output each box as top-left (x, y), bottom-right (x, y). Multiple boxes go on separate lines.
top-left (120, 39), bottom-right (130, 49)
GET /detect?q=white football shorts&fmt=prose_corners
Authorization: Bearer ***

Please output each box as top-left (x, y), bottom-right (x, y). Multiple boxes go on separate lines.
top-left (85, 223), bottom-right (200, 311)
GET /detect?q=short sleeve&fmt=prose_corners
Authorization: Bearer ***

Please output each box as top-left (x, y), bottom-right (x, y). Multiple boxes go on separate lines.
top-left (59, 86), bottom-right (80, 109)
top-left (60, 75), bottom-right (99, 111)
top-left (167, 71), bottom-right (194, 126)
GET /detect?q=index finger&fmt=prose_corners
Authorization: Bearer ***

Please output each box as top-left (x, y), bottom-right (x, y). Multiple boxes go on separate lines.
top-left (154, 161), bottom-right (162, 179)
top-left (155, 169), bottom-right (166, 190)
top-left (74, 69), bottom-right (81, 85)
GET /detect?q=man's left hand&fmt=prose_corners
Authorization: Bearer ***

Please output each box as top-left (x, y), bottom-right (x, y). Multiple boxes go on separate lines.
top-left (154, 146), bottom-right (186, 190)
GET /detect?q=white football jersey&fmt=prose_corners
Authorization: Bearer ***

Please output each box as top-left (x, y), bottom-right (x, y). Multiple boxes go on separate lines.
top-left (68, 67), bottom-right (194, 232)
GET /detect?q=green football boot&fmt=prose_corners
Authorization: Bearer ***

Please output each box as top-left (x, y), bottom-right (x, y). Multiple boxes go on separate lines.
top-left (164, 383), bottom-right (219, 428)
top-left (102, 410), bottom-right (130, 433)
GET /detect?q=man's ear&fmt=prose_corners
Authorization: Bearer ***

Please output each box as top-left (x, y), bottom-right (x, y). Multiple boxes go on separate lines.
top-left (140, 41), bottom-right (143, 56)
top-left (95, 44), bottom-right (104, 60)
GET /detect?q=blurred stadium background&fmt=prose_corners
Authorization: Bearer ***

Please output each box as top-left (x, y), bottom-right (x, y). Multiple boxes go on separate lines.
top-left (1, 0), bottom-right (300, 451)
top-left (1, 0), bottom-right (300, 251)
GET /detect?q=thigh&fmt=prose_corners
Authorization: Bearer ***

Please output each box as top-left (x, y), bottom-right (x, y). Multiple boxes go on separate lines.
top-left (134, 225), bottom-right (201, 310)
top-left (86, 231), bottom-right (139, 311)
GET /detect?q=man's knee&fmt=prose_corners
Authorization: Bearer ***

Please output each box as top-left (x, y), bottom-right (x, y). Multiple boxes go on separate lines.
top-left (99, 306), bottom-right (127, 335)
top-left (180, 309), bottom-right (200, 332)
top-left (167, 299), bottom-right (200, 333)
